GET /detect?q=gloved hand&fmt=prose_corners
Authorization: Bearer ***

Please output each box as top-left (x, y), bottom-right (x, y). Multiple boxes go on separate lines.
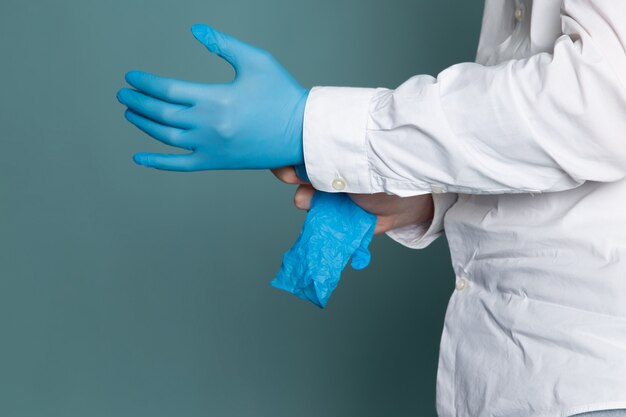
top-left (271, 166), bottom-right (377, 309)
top-left (116, 23), bottom-right (309, 170)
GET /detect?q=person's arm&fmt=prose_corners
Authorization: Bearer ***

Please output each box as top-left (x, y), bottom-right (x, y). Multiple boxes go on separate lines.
top-left (302, 0), bottom-right (626, 199)
top-left (273, 166), bottom-right (442, 243)
top-left (383, 191), bottom-right (457, 249)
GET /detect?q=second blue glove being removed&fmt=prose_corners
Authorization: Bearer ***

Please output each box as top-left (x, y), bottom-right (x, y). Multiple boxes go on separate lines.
top-left (271, 190), bottom-right (377, 309)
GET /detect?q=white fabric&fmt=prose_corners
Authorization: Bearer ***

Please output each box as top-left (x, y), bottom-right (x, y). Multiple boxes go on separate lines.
top-left (302, 0), bottom-right (626, 416)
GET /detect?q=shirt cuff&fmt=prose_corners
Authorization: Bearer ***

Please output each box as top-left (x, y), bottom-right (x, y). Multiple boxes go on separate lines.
top-left (302, 85), bottom-right (379, 194)
top-left (384, 192), bottom-right (459, 249)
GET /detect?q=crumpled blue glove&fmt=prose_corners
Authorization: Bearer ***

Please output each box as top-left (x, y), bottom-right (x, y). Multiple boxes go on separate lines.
top-left (270, 165), bottom-right (377, 309)
top-left (117, 23), bottom-right (309, 170)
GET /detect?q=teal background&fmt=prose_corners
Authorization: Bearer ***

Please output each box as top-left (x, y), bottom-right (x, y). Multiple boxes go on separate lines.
top-left (0, 1), bottom-right (483, 416)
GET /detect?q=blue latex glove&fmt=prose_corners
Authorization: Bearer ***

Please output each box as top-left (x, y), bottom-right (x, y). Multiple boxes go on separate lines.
top-left (295, 164), bottom-right (375, 273)
top-left (117, 23), bottom-right (309, 170)
top-left (271, 168), bottom-right (377, 309)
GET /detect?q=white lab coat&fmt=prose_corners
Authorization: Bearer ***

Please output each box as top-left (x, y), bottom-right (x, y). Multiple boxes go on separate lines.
top-left (302, 0), bottom-right (626, 416)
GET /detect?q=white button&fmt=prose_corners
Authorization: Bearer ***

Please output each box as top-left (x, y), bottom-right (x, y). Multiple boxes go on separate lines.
top-left (455, 278), bottom-right (468, 291)
top-left (331, 178), bottom-right (346, 191)
top-left (431, 185), bottom-right (445, 194)
top-left (514, 5), bottom-right (524, 22)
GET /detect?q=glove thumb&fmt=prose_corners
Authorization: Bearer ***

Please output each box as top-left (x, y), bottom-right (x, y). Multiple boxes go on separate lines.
top-left (350, 245), bottom-right (371, 270)
top-left (350, 223), bottom-right (375, 270)
top-left (191, 23), bottom-right (265, 78)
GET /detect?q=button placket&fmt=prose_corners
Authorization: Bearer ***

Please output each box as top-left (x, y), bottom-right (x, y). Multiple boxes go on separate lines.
top-left (514, 0), bottom-right (525, 23)
top-left (455, 277), bottom-right (468, 291)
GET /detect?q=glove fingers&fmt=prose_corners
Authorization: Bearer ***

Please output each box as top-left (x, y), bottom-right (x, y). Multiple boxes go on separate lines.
top-left (360, 223), bottom-right (376, 248)
top-left (124, 110), bottom-right (193, 150)
top-left (125, 70), bottom-right (205, 105)
top-left (350, 245), bottom-right (371, 270)
top-left (133, 152), bottom-right (200, 171)
top-left (191, 23), bottom-right (269, 77)
top-left (117, 88), bottom-right (192, 129)
top-left (350, 223), bottom-right (375, 270)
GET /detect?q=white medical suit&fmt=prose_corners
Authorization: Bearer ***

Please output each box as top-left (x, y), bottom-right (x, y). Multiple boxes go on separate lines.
top-left (302, 0), bottom-right (626, 416)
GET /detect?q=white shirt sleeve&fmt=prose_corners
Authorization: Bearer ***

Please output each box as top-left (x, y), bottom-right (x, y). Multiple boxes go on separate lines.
top-left (384, 191), bottom-right (459, 249)
top-left (302, 0), bottom-right (626, 198)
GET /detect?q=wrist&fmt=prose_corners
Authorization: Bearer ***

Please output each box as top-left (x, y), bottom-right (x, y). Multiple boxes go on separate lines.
top-left (289, 89), bottom-right (310, 166)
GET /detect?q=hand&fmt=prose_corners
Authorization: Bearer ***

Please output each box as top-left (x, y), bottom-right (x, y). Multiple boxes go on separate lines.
top-left (117, 24), bottom-right (309, 171)
top-left (272, 167), bottom-right (435, 235)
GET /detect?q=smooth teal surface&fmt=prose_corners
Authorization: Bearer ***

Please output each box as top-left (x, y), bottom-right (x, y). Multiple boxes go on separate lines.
top-left (0, 1), bottom-right (483, 416)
